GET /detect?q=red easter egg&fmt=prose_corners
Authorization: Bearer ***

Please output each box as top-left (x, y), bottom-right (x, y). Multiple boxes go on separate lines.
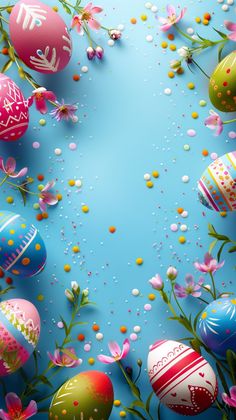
top-left (0, 74), bottom-right (29, 141)
top-left (9, 0), bottom-right (72, 74)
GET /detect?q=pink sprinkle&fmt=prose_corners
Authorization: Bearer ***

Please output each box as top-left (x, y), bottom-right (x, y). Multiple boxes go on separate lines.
top-left (32, 141), bottom-right (40, 149)
top-left (69, 142), bottom-right (77, 150)
top-left (84, 343), bottom-right (91, 352)
top-left (170, 223), bottom-right (178, 232)
top-left (228, 131), bottom-right (236, 139)
top-left (57, 321), bottom-right (64, 329)
top-left (187, 129), bottom-right (196, 137)
top-left (130, 333), bottom-right (138, 341)
top-left (210, 152), bottom-right (218, 160)
top-left (144, 303), bottom-right (152, 311)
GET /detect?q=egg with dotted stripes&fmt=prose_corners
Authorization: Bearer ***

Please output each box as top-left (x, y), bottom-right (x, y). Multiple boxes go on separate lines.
top-left (49, 371), bottom-right (114, 419)
top-left (209, 51), bottom-right (236, 112)
top-left (147, 339), bottom-right (218, 415)
top-left (0, 73), bottom-right (29, 141)
top-left (199, 297), bottom-right (236, 357)
top-left (0, 210), bottom-right (46, 277)
top-left (0, 298), bottom-right (40, 376)
top-left (9, 0), bottom-right (72, 74)
top-left (198, 151), bottom-right (236, 212)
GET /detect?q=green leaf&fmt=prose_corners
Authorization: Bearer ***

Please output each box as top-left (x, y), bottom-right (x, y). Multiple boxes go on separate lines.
top-left (213, 28), bottom-right (228, 39)
top-left (125, 407), bottom-right (146, 419)
top-left (160, 290), bottom-right (169, 304)
top-left (145, 391), bottom-right (154, 413)
top-left (217, 241), bottom-right (229, 262)
top-left (228, 246), bottom-right (236, 253)
top-left (130, 400), bottom-right (146, 409)
top-left (1, 59), bottom-right (13, 73)
top-left (216, 362), bottom-right (229, 394)
top-left (193, 308), bottom-right (203, 332)
top-left (226, 350), bottom-right (236, 384)
top-left (189, 338), bottom-right (201, 354)
top-left (218, 43), bottom-right (225, 63)
top-left (208, 224), bottom-right (217, 235)
top-left (39, 375), bottom-right (53, 388)
top-left (18, 187), bottom-right (27, 206)
top-left (8, 46), bottom-right (15, 61)
top-left (209, 239), bottom-right (218, 255)
top-left (60, 316), bottom-right (69, 335)
top-left (18, 66), bottom-right (25, 79)
top-left (178, 316), bottom-right (193, 333)
top-left (58, 0), bottom-right (72, 14)
top-left (129, 382), bottom-right (141, 400)
top-left (71, 321), bottom-right (87, 327)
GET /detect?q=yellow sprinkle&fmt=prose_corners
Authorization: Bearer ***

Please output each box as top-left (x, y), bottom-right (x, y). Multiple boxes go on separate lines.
top-left (38, 184), bottom-right (44, 191)
top-left (220, 211), bottom-right (227, 217)
top-left (52, 6), bottom-right (58, 12)
top-left (168, 71), bottom-right (175, 79)
top-left (136, 257), bottom-right (143, 265)
top-left (64, 264), bottom-right (71, 272)
top-left (72, 245), bottom-right (80, 253)
top-left (39, 118), bottom-right (46, 126)
top-left (146, 180), bottom-right (154, 188)
top-left (161, 41), bottom-right (168, 48)
top-left (8, 240), bottom-right (14, 246)
top-left (148, 293), bottom-right (156, 301)
top-left (57, 193), bottom-right (63, 201)
top-left (68, 180), bottom-right (75, 187)
top-left (120, 412), bottom-right (127, 418)
top-left (82, 205), bottom-right (89, 213)
top-left (6, 196), bottom-right (14, 204)
top-left (152, 171), bottom-right (159, 178)
top-left (195, 17), bottom-right (201, 23)
top-left (37, 294), bottom-right (44, 301)
top-left (140, 14), bottom-right (147, 21)
top-left (203, 18), bottom-right (209, 25)
top-left (191, 112), bottom-right (199, 119)
top-left (114, 400), bottom-right (121, 407)
top-left (188, 82), bottom-right (195, 90)
top-left (179, 236), bottom-right (186, 244)
top-left (88, 357), bottom-right (95, 365)
top-left (169, 44), bottom-right (176, 51)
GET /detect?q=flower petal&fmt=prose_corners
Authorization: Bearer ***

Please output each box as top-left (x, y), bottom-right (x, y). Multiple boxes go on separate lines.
top-left (91, 6), bottom-right (103, 14)
top-left (10, 167), bottom-right (28, 179)
top-left (227, 32), bottom-right (236, 41)
top-left (44, 91), bottom-right (57, 102)
top-left (160, 22), bottom-right (173, 32)
top-left (230, 386), bottom-right (236, 401)
top-left (39, 198), bottom-right (47, 213)
top-left (0, 157), bottom-right (5, 173)
top-left (42, 192), bottom-right (58, 206)
top-left (120, 339), bottom-right (130, 360)
top-left (108, 341), bottom-right (121, 357)
top-left (204, 252), bottom-right (213, 265)
top-left (5, 157), bottom-right (16, 174)
top-left (224, 20), bottom-right (236, 32)
top-left (35, 97), bottom-right (48, 115)
top-left (5, 393), bottom-right (22, 413)
top-left (0, 410), bottom-right (10, 420)
top-left (222, 392), bottom-right (236, 407)
top-left (97, 354), bottom-right (116, 364)
top-left (22, 400), bottom-right (38, 419)
top-left (167, 4), bottom-right (176, 16)
top-left (88, 18), bottom-right (101, 30)
top-left (42, 180), bottom-right (55, 192)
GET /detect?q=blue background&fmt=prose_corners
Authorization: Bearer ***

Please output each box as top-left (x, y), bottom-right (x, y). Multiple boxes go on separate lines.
top-left (0, 0), bottom-right (236, 418)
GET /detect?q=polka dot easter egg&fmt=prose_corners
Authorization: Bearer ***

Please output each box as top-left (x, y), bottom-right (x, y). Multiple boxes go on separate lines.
top-left (209, 51), bottom-right (236, 112)
top-left (0, 210), bottom-right (46, 277)
top-left (0, 299), bottom-right (40, 376)
top-left (198, 151), bottom-right (236, 212)
top-left (0, 74), bottom-right (29, 141)
top-left (147, 339), bottom-right (218, 416)
top-left (9, 0), bottom-right (72, 74)
top-left (199, 297), bottom-right (236, 357)
top-left (49, 371), bottom-right (114, 419)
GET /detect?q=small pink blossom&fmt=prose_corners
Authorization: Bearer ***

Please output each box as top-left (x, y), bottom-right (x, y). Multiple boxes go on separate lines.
top-left (29, 87), bottom-right (56, 115)
top-left (0, 157), bottom-right (28, 179)
top-left (174, 274), bottom-right (204, 298)
top-left (224, 20), bottom-right (236, 41)
top-left (39, 181), bottom-right (58, 212)
top-left (0, 392), bottom-right (37, 420)
top-left (222, 386), bottom-right (236, 407)
top-left (50, 100), bottom-right (78, 123)
top-left (97, 339), bottom-right (130, 364)
top-left (149, 274), bottom-right (163, 290)
top-left (205, 110), bottom-right (223, 136)
top-left (194, 252), bottom-right (224, 274)
top-left (71, 2), bottom-right (103, 35)
top-left (159, 4), bottom-right (187, 32)
top-left (48, 348), bottom-right (81, 368)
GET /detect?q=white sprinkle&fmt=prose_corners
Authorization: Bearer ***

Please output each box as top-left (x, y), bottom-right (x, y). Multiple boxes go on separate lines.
top-left (146, 35), bottom-right (153, 42)
top-left (151, 5), bottom-right (158, 12)
top-left (132, 288), bottom-right (140, 296)
top-left (54, 148), bottom-right (62, 155)
top-left (133, 325), bottom-right (141, 333)
top-left (217, 0), bottom-right (224, 3)
top-left (81, 65), bottom-right (88, 73)
top-left (181, 210), bottom-right (188, 218)
top-left (187, 27), bottom-right (194, 35)
top-left (75, 179), bottom-right (82, 188)
top-left (180, 224), bottom-right (188, 232)
top-left (182, 175), bottom-right (189, 183)
top-left (96, 333), bottom-right (104, 341)
top-left (108, 39), bottom-right (115, 47)
top-left (227, 0), bottom-right (234, 3)
top-left (164, 88), bottom-right (172, 95)
top-left (222, 4), bottom-right (229, 10)
top-left (144, 173), bottom-right (151, 181)
top-left (145, 2), bottom-right (152, 9)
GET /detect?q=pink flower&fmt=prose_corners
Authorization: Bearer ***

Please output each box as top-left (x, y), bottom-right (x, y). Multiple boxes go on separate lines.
top-left (224, 20), bottom-right (236, 41)
top-left (50, 100), bottom-right (78, 123)
top-left (0, 392), bottom-right (37, 420)
top-left (205, 110), bottom-right (223, 136)
top-left (48, 347), bottom-right (81, 368)
top-left (0, 157), bottom-right (28, 179)
top-left (97, 339), bottom-right (130, 364)
top-left (71, 2), bottom-right (103, 35)
top-left (194, 252), bottom-right (224, 274)
top-left (222, 386), bottom-right (236, 407)
top-left (29, 87), bottom-right (56, 115)
top-left (149, 274), bottom-right (163, 290)
top-left (174, 274), bottom-right (204, 298)
top-left (39, 181), bottom-right (58, 212)
top-left (159, 4), bottom-right (187, 32)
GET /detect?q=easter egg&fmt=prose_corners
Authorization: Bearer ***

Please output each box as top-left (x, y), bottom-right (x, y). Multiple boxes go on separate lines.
top-left (198, 151), bottom-right (236, 212)
top-left (0, 74), bottom-right (29, 141)
top-left (0, 298), bottom-right (40, 376)
top-left (199, 297), bottom-right (236, 357)
top-left (49, 370), bottom-right (114, 419)
top-left (209, 51), bottom-right (236, 112)
top-left (0, 210), bottom-right (46, 277)
top-left (9, 0), bottom-right (72, 74)
top-left (148, 339), bottom-right (218, 415)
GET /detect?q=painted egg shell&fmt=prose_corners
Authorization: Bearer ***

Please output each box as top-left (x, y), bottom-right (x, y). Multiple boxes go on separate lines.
top-left (0, 73), bottom-right (29, 141)
top-left (9, 0), bottom-right (72, 74)
top-left (198, 151), bottom-right (236, 212)
top-left (148, 339), bottom-right (218, 416)
top-left (199, 297), bottom-right (236, 357)
top-left (0, 298), bottom-right (40, 376)
top-left (49, 370), bottom-right (114, 419)
top-left (0, 210), bottom-right (46, 278)
top-left (209, 51), bottom-right (236, 112)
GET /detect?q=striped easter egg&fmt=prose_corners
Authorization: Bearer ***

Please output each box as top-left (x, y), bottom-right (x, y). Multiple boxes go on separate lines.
top-left (147, 339), bottom-right (218, 416)
top-left (0, 210), bottom-right (46, 277)
top-left (198, 151), bottom-right (236, 212)
top-left (0, 298), bottom-right (40, 376)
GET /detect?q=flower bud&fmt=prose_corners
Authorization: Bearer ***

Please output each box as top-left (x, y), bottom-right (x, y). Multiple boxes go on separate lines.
top-left (86, 46), bottom-right (96, 60)
top-left (109, 29), bottom-right (122, 40)
top-left (125, 366), bottom-right (133, 378)
top-left (82, 288), bottom-right (89, 297)
top-left (95, 46), bottom-right (104, 60)
top-left (170, 59), bottom-right (181, 71)
top-left (167, 266), bottom-right (178, 281)
top-left (137, 359), bottom-right (142, 367)
top-left (65, 288), bottom-right (75, 302)
top-left (71, 281), bottom-right (80, 295)
top-left (149, 274), bottom-right (163, 291)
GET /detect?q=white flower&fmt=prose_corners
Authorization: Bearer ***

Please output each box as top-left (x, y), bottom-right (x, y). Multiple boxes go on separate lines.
top-left (177, 46), bottom-right (190, 58)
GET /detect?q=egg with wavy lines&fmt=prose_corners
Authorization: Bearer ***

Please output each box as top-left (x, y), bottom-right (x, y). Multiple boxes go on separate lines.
top-left (0, 299), bottom-right (40, 376)
top-left (199, 297), bottom-right (236, 357)
top-left (198, 151), bottom-right (236, 212)
top-left (148, 339), bottom-right (218, 416)
top-left (0, 210), bottom-right (46, 277)
top-left (9, 0), bottom-right (72, 74)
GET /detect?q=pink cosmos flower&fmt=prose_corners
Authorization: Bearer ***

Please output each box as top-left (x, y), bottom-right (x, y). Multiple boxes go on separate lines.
top-left (71, 2), bottom-right (103, 35)
top-left (48, 347), bottom-right (81, 368)
top-left (0, 157), bottom-right (28, 179)
top-left (159, 4), bottom-right (187, 32)
top-left (174, 274), bottom-right (204, 298)
top-left (222, 386), bottom-right (236, 407)
top-left (29, 87), bottom-right (56, 115)
top-left (50, 100), bottom-right (78, 123)
top-left (224, 20), bottom-right (236, 41)
top-left (97, 339), bottom-right (130, 364)
top-left (194, 252), bottom-right (224, 274)
top-left (39, 181), bottom-right (58, 212)
top-left (149, 274), bottom-right (163, 290)
top-left (0, 392), bottom-right (37, 420)
top-left (205, 110), bottom-right (223, 136)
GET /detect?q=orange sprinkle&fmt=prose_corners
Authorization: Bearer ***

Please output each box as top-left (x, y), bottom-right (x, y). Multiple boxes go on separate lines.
top-left (203, 13), bottom-right (211, 21)
top-left (57, 193), bottom-right (63, 201)
top-left (1, 48), bottom-right (8, 55)
top-left (37, 174), bottom-right (44, 181)
top-left (73, 74), bottom-right (80, 81)
top-left (177, 67), bottom-right (184, 75)
top-left (36, 214), bottom-right (43, 221)
top-left (92, 324), bottom-right (100, 332)
top-left (109, 226), bottom-right (116, 233)
top-left (203, 18), bottom-right (209, 26)
top-left (42, 212), bottom-right (48, 219)
top-left (77, 334), bottom-right (85, 341)
top-left (177, 207), bottom-right (184, 214)
top-left (167, 33), bottom-right (175, 40)
top-left (120, 326), bottom-right (127, 333)
top-left (202, 149), bottom-right (209, 157)
top-left (130, 17), bottom-right (137, 24)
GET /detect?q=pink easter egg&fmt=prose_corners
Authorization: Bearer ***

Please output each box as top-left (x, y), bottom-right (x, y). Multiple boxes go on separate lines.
top-left (9, 0), bottom-right (72, 74)
top-left (0, 74), bottom-right (29, 141)
top-left (148, 339), bottom-right (218, 416)
top-left (0, 299), bottom-right (40, 376)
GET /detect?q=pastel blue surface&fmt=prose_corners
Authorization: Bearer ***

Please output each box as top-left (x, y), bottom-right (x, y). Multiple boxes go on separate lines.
top-left (0, 0), bottom-right (236, 419)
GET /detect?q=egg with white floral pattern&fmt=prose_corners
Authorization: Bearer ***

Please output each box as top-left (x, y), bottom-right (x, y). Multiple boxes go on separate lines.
top-left (9, 0), bottom-right (72, 74)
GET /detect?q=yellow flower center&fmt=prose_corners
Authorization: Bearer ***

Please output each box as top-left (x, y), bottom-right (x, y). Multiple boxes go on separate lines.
top-left (201, 311), bottom-right (207, 320)
top-left (81, 11), bottom-right (91, 21)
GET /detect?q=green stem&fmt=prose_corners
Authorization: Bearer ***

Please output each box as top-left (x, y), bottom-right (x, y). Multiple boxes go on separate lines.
top-left (0, 175), bottom-right (8, 187)
top-left (223, 118), bottom-right (236, 125)
top-left (191, 58), bottom-right (210, 79)
top-left (197, 297), bottom-right (209, 305)
top-left (6, 181), bottom-right (38, 196)
top-left (209, 272), bottom-right (217, 300)
top-left (174, 24), bottom-right (202, 44)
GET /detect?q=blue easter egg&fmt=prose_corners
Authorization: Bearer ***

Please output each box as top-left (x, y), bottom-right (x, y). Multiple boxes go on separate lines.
top-left (0, 210), bottom-right (46, 278)
top-left (199, 297), bottom-right (236, 357)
